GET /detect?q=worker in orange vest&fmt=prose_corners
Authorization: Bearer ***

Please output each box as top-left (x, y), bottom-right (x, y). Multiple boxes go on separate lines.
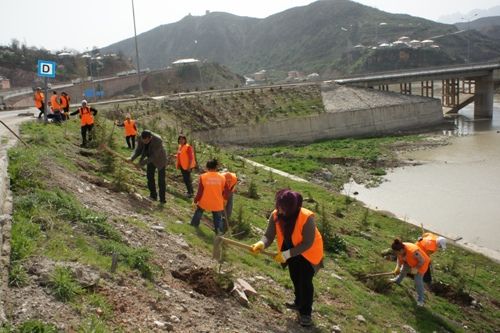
top-left (416, 232), bottom-right (447, 284)
top-left (34, 87), bottom-right (45, 119)
top-left (251, 189), bottom-right (324, 327)
top-left (70, 100), bottom-right (97, 147)
top-left (60, 92), bottom-right (71, 120)
top-left (116, 114), bottom-right (138, 149)
top-left (190, 159), bottom-right (226, 234)
top-left (176, 135), bottom-right (196, 197)
top-left (389, 239), bottom-right (431, 306)
top-left (220, 170), bottom-right (237, 221)
top-left (49, 90), bottom-right (62, 123)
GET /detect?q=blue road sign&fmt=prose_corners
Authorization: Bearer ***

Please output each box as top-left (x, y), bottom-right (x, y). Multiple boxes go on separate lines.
top-left (37, 60), bottom-right (56, 78)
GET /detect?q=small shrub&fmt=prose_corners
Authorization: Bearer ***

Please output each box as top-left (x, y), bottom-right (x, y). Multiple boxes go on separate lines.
top-left (360, 208), bottom-right (370, 229)
top-left (232, 206), bottom-right (251, 238)
top-left (330, 234), bottom-right (348, 254)
top-left (17, 320), bottom-right (57, 333)
top-left (370, 168), bottom-right (386, 176)
top-left (78, 315), bottom-right (109, 333)
top-left (247, 179), bottom-right (259, 199)
top-left (8, 263), bottom-right (28, 288)
top-left (49, 266), bottom-right (83, 302)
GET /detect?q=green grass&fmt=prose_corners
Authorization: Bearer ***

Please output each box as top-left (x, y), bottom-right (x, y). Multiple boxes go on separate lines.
top-left (49, 266), bottom-right (84, 302)
top-left (6, 108), bottom-right (500, 333)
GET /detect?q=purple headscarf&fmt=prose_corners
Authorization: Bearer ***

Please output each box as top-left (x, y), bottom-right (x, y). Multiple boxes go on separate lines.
top-left (275, 189), bottom-right (303, 244)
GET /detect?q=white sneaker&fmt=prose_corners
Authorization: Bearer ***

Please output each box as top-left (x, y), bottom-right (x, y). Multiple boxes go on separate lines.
top-left (389, 278), bottom-right (398, 283)
top-left (417, 301), bottom-right (424, 307)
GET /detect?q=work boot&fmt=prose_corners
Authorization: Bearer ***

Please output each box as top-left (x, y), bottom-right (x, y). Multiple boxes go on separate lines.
top-left (298, 314), bottom-right (313, 327)
top-left (285, 302), bottom-right (299, 311)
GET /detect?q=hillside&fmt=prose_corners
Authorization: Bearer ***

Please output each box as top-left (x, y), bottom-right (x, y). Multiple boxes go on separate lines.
top-left (102, 0), bottom-right (500, 77)
top-left (455, 16), bottom-right (500, 41)
top-left (3, 100), bottom-right (500, 332)
top-left (0, 42), bottom-right (132, 88)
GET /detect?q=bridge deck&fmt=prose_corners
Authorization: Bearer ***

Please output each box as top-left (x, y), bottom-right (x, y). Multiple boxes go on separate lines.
top-left (335, 62), bottom-right (500, 86)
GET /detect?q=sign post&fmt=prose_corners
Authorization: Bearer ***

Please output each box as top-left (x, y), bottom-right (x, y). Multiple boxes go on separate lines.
top-left (37, 60), bottom-right (56, 123)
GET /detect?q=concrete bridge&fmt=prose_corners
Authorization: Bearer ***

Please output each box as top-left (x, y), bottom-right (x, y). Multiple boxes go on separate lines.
top-left (334, 62), bottom-right (500, 118)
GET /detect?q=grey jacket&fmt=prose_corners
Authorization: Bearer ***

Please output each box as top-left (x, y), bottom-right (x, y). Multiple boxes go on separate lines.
top-left (130, 132), bottom-right (167, 169)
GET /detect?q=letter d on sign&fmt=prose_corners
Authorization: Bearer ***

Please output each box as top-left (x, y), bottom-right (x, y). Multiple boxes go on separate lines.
top-left (42, 64), bottom-right (50, 73)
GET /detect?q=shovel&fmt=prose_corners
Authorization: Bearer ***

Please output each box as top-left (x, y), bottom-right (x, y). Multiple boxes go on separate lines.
top-left (213, 235), bottom-right (276, 263)
top-left (99, 143), bottom-right (143, 171)
top-left (359, 271), bottom-right (394, 280)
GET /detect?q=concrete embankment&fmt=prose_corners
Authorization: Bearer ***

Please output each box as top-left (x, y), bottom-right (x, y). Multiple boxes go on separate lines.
top-left (194, 84), bottom-right (444, 145)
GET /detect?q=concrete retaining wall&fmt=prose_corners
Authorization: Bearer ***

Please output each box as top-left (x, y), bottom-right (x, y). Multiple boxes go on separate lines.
top-left (193, 98), bottom-right (443, 145)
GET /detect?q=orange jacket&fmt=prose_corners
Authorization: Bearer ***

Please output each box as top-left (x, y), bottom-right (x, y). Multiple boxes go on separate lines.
top-left (176, 144), bottom-right (196, 170)
top-left (197, 171), bottom-right (225, 211)
top-left (416, 232), bottom-right (439, 256)
top-left (34, 92), bottom-right (44, 108)
top-left (274, 208), bottom-right (324, 265)
top-left (123, 119), bottom-right (137, 137)
top-left (222, 172), bottom-right (238, 192)
top-left (60, 95), bottom-right (69, 109)
top-left (50, 95), bottom-right (61, 111)
top-left (399, 242), bottom-right (430, 275)
top-left (79, 106), bottom-right (94, 126)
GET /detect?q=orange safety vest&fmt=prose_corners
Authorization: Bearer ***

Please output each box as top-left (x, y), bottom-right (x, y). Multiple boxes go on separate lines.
top-left (79, 106), bottom-right (94, 126)
top-left (197, 171), bottom-right (225, 212)
top-left (416, 232), bottom-right (439, 256)
top-left (50, 95), bottom-right (61, 111)
top-left (398, 242), bottom-right (430, 275)
top-left (60, 95), bottom-right (69, 109)
top-left (34, 92), bottom-right (44, 108)
top-left (274, 208), bottom-right (324, 265)
top-left (123, 119), bottom-right (137, 137)
top-left (222, 172), bottom-right (238, 192)
top-left (176, 144), bottom-right (196, 170)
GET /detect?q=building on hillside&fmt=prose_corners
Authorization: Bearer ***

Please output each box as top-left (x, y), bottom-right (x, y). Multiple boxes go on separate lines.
top-left (253, 70), bottom-right (267, 81)
top-left (172, 58), bottom-right (200, 67)
top-left (0, 76), bottom-right (11, 90)
top-left (307, 73), bottom-right (320, 81)
top-left (287, 71), bottom-right (305, 81)
top-left (392, 40), bottom-right (408, 48)
top-left (398, 36), bottom-right (410, 43)
top-left (421, 39), bottom-right (435, 48)
top-left (409, 40), bottom-right (422, 48)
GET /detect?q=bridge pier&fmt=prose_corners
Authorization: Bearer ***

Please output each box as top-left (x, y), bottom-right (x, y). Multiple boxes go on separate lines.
top-left (474, 72), bottom-right (494, 118)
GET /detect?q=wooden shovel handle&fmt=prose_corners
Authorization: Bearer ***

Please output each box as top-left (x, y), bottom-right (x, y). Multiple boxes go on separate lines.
top-left (220, 236), bottom-right (276, 258)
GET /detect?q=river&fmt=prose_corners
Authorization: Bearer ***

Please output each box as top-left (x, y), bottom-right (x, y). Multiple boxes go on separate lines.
top-left (343, 96), bottom-right (500, 262)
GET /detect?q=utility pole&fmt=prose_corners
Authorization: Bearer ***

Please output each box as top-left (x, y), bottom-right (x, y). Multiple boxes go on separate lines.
top-left (462, 13), bottom-right (478, 63)
top-left (131, 0), bottom-right (143, 96)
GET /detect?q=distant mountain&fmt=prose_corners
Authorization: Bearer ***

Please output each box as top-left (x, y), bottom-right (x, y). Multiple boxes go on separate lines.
top-left (438, 5), bottom-right (500, 24)
top-left (455, 16), bottom-right (500, 41)
top-left (102, 0), bottom-right (500, 76)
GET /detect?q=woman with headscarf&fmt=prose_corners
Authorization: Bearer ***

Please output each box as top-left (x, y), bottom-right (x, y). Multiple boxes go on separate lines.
top-left (250, 189), bottom-right (324, 327)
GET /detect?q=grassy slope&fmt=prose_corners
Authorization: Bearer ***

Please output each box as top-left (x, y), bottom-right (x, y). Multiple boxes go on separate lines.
top-left (4, 109), bottom-right (500, 332)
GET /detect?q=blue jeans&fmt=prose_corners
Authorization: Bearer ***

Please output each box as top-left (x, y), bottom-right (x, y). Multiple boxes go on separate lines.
top-left (190, 207), bottom-right (223, 233)
top-left (394, 264), bottom-right (425, 303)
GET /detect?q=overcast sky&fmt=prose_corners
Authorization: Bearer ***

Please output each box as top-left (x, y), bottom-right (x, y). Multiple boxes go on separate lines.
top-left (1, 0), bottom-right (498, 51)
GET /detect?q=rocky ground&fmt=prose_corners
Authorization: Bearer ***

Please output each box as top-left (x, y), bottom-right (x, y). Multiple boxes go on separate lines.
top-left (4, 141), bottom-right (314, 333)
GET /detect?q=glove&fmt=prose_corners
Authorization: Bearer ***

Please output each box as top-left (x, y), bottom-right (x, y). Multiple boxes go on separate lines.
top-left (274, 250), bottom-right (291, 264)
top-left (410, 268), bottom-right (418, 275)
top-left (250, 241), bottom-right (265, 254)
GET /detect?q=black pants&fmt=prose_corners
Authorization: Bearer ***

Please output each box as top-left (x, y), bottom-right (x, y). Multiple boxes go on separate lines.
top-left (81, 124), bottom-right (94, 145)
top-left (288, 255), bottom-right (315, 316)
top-left (37, 105), bottom-right (45, 118)
top-left (423, 264), bottom-right (432, 284)
top-left (147, 163), bottom-right (166, 203)
top-left (180, 168), bottom-right (193, 195)
top-left (125, 135), bottom-right (136, 149)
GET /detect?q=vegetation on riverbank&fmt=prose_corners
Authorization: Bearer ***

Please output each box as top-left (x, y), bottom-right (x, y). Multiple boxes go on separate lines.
top-left (3, 110), bottom-right (499, 332)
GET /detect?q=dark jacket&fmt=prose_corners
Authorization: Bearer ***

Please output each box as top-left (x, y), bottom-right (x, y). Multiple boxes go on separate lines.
top-left (130, 132), bottom-right (167, 169)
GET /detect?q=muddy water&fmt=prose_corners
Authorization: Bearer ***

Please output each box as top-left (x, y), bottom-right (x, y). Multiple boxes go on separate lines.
top-left (343, 97), bottom-right (500, 261)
